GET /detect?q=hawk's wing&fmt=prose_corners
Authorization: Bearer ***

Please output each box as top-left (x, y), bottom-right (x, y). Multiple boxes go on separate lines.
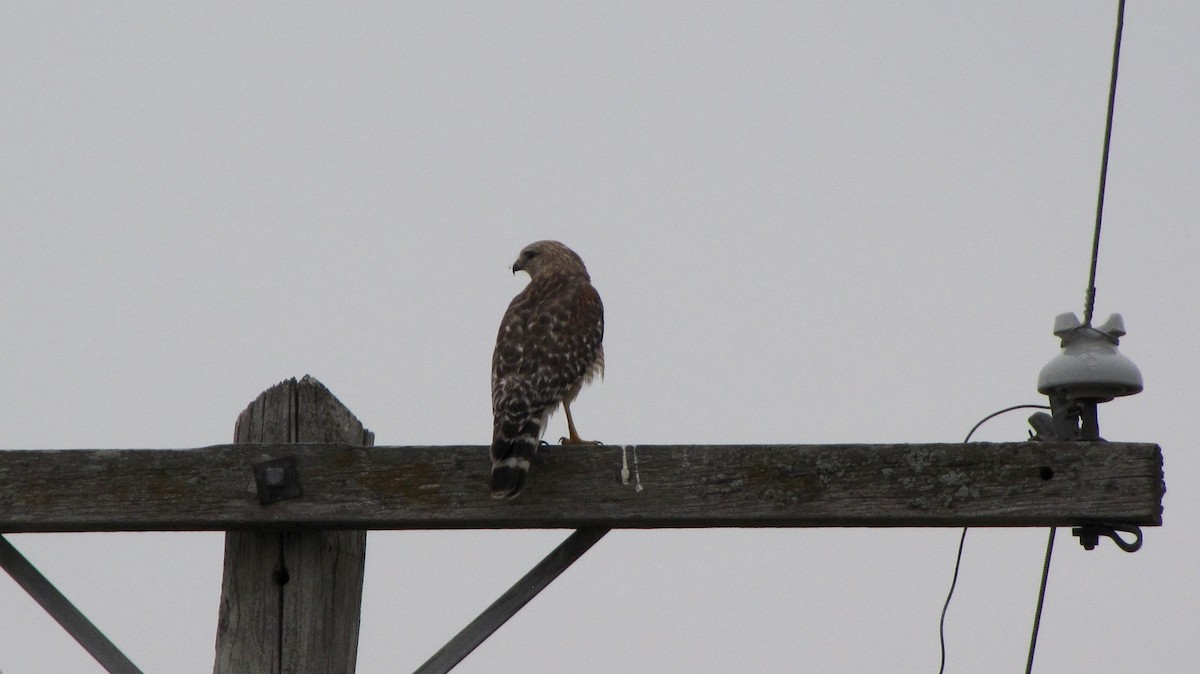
top-left (491, 273), bottom-right (603, 421)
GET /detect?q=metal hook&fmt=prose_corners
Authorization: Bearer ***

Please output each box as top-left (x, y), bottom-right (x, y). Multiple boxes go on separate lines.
top-left (1071, 524), bottom-right (1142, 552)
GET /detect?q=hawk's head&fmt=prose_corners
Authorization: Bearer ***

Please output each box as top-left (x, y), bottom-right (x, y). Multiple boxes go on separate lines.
top-left (512, 240), bottom-right (589, 279)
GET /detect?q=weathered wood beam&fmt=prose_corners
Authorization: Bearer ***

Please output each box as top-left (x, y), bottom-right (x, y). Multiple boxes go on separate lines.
top-left (0, 442), bottom-right (1162, 531)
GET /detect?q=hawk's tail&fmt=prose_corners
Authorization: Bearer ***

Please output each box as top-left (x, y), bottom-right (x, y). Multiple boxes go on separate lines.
top-left (490, 419), bottom-right (542, 499)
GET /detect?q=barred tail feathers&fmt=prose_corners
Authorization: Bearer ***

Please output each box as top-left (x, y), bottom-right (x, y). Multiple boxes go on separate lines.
top-left (489, 441), bottom-right (535, 498)
top-left (490, 414), bottom-right (546, 499)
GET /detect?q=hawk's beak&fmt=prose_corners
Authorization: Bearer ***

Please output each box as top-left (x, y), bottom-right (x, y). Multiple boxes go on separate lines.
top-left (512, 262), bottom-right (522, 274)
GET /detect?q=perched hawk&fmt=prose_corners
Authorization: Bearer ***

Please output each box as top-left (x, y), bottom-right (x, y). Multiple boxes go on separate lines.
top-left (490, 240), bottom-right (605, 499)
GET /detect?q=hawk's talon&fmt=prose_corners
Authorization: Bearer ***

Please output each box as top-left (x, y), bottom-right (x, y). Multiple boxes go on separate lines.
top-left (559, 436), bottom-right (603, 446)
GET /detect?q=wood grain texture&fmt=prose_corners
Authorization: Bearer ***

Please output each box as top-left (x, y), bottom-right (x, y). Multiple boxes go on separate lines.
top-left (213, 376), bottom-right (371, 674)
top-left (0, 442), bottom-right (1163, 531)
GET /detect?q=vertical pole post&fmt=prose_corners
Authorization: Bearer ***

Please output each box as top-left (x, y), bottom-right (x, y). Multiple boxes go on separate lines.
top-left (213, 376), bottom-right (374, 674)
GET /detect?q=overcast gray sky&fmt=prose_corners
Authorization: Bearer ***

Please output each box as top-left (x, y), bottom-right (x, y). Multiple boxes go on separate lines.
top-left (2, 2), bottom-right (1197, 672)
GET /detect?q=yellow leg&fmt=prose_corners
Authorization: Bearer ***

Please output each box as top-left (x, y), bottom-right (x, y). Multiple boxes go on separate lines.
top-left (560, 402), bottom-right (601, 445)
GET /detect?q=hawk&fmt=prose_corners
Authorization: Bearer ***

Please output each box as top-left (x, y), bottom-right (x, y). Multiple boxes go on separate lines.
top-left (490, 240), bottom-right (605, 499)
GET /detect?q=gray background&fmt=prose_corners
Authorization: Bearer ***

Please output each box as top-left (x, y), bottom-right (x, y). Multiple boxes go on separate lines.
top-left (2, 2), bottom-right (1196, 672)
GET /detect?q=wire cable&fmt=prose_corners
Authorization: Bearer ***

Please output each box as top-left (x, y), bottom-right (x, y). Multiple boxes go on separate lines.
top-left (944, 3), bottom-right (1129, 670)
top-left (1024, 527), bottom-right (1057, 674)
top-left (1084, 0), bottom-right (1127, 326)
top-left (961, 405), bottom-right (1052, 444)
top-left (1024, 5), bottom-right (1127, 668)
top-left (937, 527), bottom-right (968, 674)
top-left (938, 404), bottom-right (1051, 674)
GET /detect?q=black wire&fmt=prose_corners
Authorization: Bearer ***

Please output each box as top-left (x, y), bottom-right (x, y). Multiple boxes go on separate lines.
top-left (938, 404), bottom-right (1051, 673)
top-left (1084, 0), bottom-right (1127, 326)
top-left (944, 4), bottom-right (1127, 669)
top-left (938, 527), bottom-right (968, 674)
top-left (962, 405), bottom-right (1051, 444)
top-left (942, 2), bottom-right (1128, 666)
top-left (1025, 527), bottom-right (1057, 674)
top-left (1020, 6), bottom-right (1126, 667)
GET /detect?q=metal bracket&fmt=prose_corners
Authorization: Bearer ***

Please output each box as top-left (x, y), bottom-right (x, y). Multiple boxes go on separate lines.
top-left (1030, 414), bottom-right (1145, 553)
top-left (0, 535), bottom-right (145, 674)
top-left (1036, 395), bottom-right (1105, 441)
top-left (253, 457), bottom-right (302, 504)
top-left (414, 527), bottom-right (609, 674)
top-left (1071, 524), bottom-right (1142, 552)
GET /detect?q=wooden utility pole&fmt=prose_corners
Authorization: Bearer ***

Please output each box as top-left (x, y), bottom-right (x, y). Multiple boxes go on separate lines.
top-left (0, 376), bottom-right (1166, 674)
top-left (212, 376), bottom-right (374, 674)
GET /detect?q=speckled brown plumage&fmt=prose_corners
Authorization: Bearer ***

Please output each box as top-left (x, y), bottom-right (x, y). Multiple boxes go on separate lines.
top-left (490, 241), bottom-right (604, 498)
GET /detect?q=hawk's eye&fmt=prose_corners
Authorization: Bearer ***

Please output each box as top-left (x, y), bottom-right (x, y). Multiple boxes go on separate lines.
top-left (524, 250), bottom-right (538, 259)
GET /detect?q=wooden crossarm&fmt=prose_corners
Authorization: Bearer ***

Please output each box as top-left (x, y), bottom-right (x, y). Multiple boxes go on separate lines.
top-left (0, 442), bottom-right (1162, 532)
